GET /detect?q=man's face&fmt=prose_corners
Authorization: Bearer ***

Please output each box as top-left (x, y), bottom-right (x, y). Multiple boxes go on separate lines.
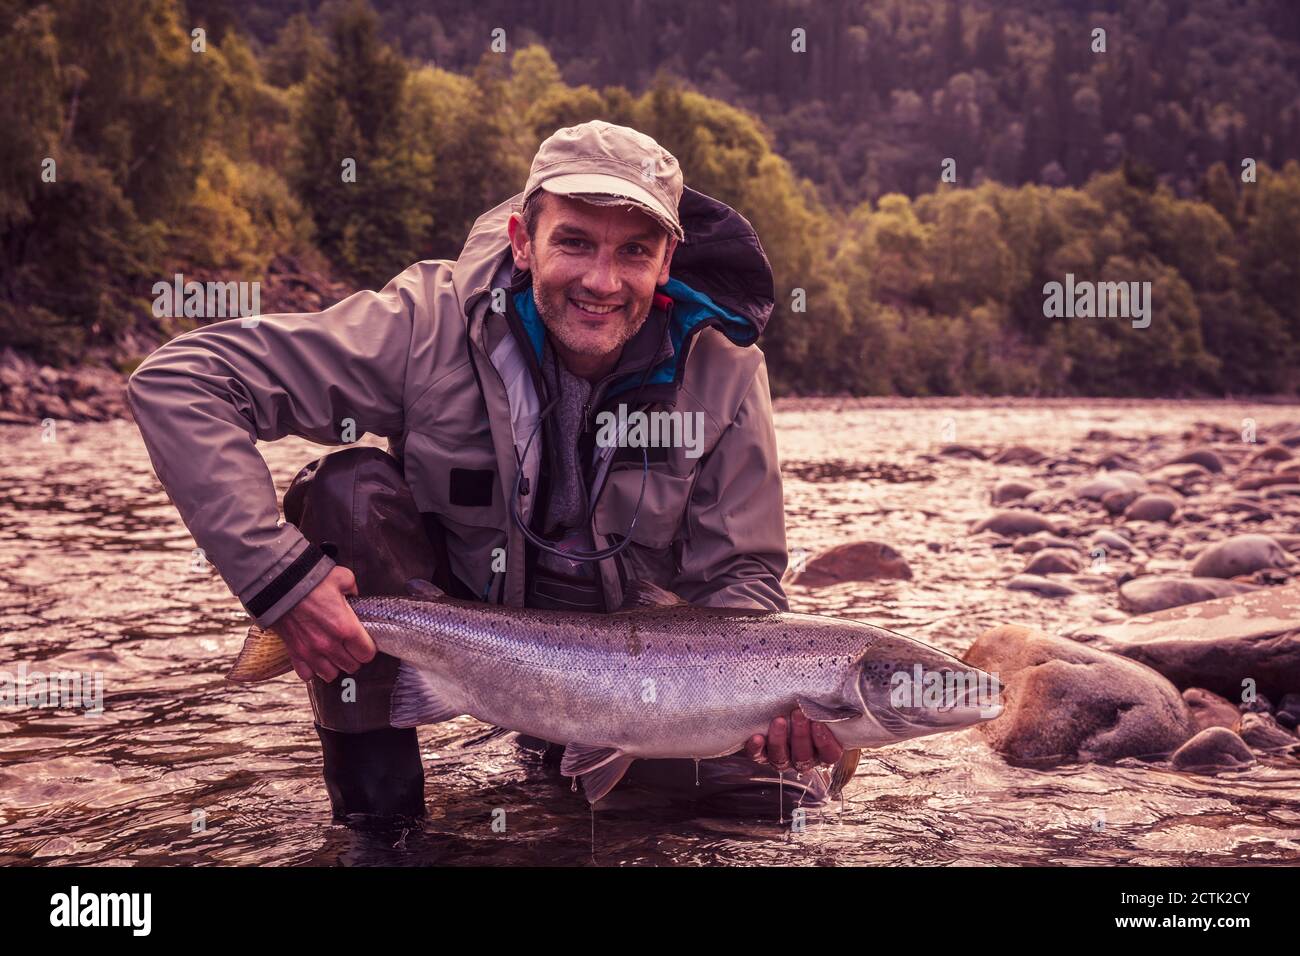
top-left (508, 192), bottom-right (676, 376)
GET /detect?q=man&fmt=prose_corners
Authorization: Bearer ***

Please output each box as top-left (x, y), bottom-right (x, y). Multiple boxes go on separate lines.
top-left (128, 120), bottom-right (842, 822)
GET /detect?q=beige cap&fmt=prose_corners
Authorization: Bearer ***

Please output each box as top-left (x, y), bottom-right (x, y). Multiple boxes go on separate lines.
top-left (523, 120), bottom-right (684, 241)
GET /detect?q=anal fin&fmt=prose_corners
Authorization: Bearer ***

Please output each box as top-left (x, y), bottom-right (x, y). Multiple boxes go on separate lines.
top-left (560, 743), bottom-right (636, 804)
top-left (389, 661), bottom-right (463, 727)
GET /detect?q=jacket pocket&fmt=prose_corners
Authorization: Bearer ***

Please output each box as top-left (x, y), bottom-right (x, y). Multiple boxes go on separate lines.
top-left (592, 466), bottom-right (694, 550)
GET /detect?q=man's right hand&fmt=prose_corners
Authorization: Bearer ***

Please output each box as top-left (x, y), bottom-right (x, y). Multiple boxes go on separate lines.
top-left (273, 566), bottom-right (377, 682)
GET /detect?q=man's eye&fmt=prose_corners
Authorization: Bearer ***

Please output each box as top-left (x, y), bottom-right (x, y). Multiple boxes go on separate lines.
top-left (625, 244), bottom-right (648, 256)
top-left (559, 238), bottom-right (586, 249)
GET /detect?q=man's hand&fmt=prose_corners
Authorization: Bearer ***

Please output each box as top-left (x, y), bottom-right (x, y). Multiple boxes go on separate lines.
top-left (745, 708), bottom-right (844, 773)
top-left (273, 566), bottom-right (376, 682)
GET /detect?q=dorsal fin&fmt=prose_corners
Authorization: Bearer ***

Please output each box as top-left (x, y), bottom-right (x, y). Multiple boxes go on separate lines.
top-left (405, 578), bottom-right (446, 601)
top-left (619, 581), bottom-right (686, 610)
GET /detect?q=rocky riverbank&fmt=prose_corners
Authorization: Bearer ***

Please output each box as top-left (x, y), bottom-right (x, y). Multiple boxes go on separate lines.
top-left (0, 254), bottom-right (351, 425)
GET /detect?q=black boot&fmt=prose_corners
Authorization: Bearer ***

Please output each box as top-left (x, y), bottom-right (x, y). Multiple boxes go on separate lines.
top-left (315, 723), bottom-right (426, 824)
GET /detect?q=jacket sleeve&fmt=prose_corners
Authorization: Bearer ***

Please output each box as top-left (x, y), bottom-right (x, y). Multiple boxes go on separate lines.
top-left (126, 264), bottom-right (432, 626)
top-left (672, 356), bottom-right (790, 612)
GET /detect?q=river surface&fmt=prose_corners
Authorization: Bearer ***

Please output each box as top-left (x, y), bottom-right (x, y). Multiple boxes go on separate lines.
top-left (2, 399), bottom-right (1298, 866)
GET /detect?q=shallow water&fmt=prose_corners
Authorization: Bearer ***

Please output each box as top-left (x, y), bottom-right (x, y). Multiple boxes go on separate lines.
top-left (1, 400), bottom-right (1298, 866)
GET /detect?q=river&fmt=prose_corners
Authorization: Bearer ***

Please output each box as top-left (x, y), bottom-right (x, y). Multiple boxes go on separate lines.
top-left (1, 399), bottom-right (1297, 865)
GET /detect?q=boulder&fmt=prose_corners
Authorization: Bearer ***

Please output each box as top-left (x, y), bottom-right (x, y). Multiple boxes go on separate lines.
top-left (939, 444), bottom-right (988, 460)
top-left (992, 480), bottom-right (1036, 505)
top-left (1238, 712), bottom-right (1297, 751)
top-left (1024, 549), bottom-right (1083, 575)
top-left (963, 624), bottom-right (1194, 766)
top-left (993, 445), bottom-right (1047, 465)
top-left (1006, 574), bottom-right (1079, 598)
top-left (787, 540), bottom-right (913, 587)
top-left (973, 510), bottom-right (1059, 537)
top-left (1070, 583), bottom-right (1300, 701)
top-left (1182, 688), bottom-right (1241, 733)
top-left (1117, 576), bottom-right (1257, 614)
top-left (1171, 728), bottom-right (1255, 772)
top-left (1169, 448), bottom-right (1225, 473)
top-left (1190, 534), bottom-right (1292, 578)
top-left (1102, 488), bottom-right (1140, 515)
top-left (1124, 493), bottom-right (1179, 522)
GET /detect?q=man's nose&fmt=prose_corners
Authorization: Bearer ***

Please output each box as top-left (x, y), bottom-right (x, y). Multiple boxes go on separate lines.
top-left (582, 253), bottom-right (621, 298)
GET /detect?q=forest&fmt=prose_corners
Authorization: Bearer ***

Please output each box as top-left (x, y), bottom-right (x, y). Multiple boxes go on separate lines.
top-left (2, 0), bottom-right (1299, 396)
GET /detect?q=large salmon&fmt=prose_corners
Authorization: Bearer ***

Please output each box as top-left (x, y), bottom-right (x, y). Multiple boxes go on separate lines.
top-left (228, 581), bottom-right (1002, 802)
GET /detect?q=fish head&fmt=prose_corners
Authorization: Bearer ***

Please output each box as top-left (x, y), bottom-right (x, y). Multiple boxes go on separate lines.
top-left (837, 630), bottom-right (1004, 747)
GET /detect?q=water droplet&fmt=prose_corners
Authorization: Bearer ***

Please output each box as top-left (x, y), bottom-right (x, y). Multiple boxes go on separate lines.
top-left (694, 758), bottom-right (700, 786)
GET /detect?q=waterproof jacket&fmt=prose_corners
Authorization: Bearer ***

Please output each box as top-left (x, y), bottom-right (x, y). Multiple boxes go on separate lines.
top-left (128, 187), bottom-right (789, 626)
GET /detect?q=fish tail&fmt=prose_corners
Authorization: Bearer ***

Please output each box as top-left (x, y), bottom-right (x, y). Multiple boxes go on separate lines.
top-left (226, 624), bottom-right (294, 683)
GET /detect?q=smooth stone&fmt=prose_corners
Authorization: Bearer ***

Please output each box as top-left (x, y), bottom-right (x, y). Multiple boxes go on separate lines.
top-left (1071, 583), bottom-right (1300, 700)
top-left (973, 510), bottom-right (1059, 537)
top-left (1169, 448), bottom-right (1224, 473)
top-left (1021, 490), bottom-right (1057, 508)
top-left (1234, 473), bottom-right (1296, 491)
top-left (1276, 460), bottom-right (1300, 476)
top-left (1096, 451), bottom-right (1140, 470)
top-left (1012, 531), bottom-right (1081, 555)
top-left (1102, 488), bottom-right (1140, 515)
top-left (1238, 712), bottom-right (1298, 751)
top-left (1146, 462), bottom-right (1211, 490)
top-left (992, 445), bottom-right (1046, 465)
top-left (940, 443), bottom-right (988, 460)
top-left (788, 540), bottom-right (913, 587)
top-left (992, 479), bottom-right (1036, 505)
top-left (1089, 530), bottom-right (1133, 554)
top-left (1190, 534), bottom-right (1293, 578)
top-left (1077, 470), bottom-right (1146, 500)
top-left (1276, 693), bottom-right (1300, 729)
top-left (1262, 483), bottom-right (1300, 498)
top-left (1125, 494), bottom-right (1179, 522)
top-left (1024, 550), bottom-right (1083, 575)
top-left (1171, 727), bottom-right (1255, 772)
top-left (1182, 688), bottom-right (1241, 733)
top-left (1092, 608), bottom-right (1128, 623)
top-left (1118, 576), bottom-right (1258, 614)
top-left (1006, 574), bottom-right (1079, 597)
top-left (964, 625), bottom-right (1193, 766)
top-left (1249, 444), bottom-right (1293, 464)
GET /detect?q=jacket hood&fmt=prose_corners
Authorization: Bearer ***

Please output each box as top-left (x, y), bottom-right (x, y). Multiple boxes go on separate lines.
top-left (451, 186), bottom-right (776, 339)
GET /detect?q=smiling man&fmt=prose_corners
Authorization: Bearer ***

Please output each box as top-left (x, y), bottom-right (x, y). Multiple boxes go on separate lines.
top-left (128, 120), bottom-right (842, 821)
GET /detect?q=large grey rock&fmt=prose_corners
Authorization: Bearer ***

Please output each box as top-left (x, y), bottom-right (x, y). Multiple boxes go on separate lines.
top-left (1190, 534), bottom-right (1292, 578)
top-left (992, 480), bottom-right (1036, 505)
top-left (1006, 574), bottom-right (1079, 597)
top-left (1025, 549), bottom-right (1083, 575)
top-left (1171, 727), bottom-right (1256, 772)
top-left (787, 540), bottom-right (913, 587)
top-left (963, 625), bottom-right (1193, 766)
top-left (992, 445), bottom-right (1047, 465)
top-left (1124, 493), bottom-right (1179, 522)
top-left (1117, 576), bottom-right (1258, 614)
top-left (1238, 712), bottom-right (1298, 751)
top-left (974, 510), bottom-right (1059, 537)
top-left (1182, 688), bottom-right (1241, 733)
top-left (1169, 448), bottom-right (1225, 473)
top-left (1071, 584), bottom-right (1300, 700)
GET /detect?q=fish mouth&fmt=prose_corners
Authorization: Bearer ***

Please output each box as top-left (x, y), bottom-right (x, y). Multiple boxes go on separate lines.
top-left (866, 667), bottom-right (1005, 737)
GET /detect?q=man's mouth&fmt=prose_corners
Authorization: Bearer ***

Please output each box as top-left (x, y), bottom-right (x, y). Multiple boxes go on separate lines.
top-left (569, 297), bottom-right (623, 317)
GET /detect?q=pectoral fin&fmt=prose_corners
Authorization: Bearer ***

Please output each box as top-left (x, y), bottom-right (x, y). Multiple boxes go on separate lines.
top-left (796, 696), bottom-right (864, 723)
top-left (561, 744), bottom-right (636, 804)
top-left (828, 748), bottom-right (861, 799)
top-left (226, 625), bottom-right (294, 683)
top-left (618, 581), bottom-right (687, 609)
top-left (390, 662), bottom-right (464, 727)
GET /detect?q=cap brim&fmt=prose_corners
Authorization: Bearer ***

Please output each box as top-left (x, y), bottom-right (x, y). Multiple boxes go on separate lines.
top-left (539, 173), bottom-right (683, 240)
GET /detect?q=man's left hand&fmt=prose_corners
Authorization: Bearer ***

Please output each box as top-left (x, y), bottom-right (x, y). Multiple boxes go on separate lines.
top-left (745, 708), bottom-right (843, 773)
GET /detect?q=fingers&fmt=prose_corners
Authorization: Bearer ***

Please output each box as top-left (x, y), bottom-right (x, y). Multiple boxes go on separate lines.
top-left (789, 708), bottom-right (816, 773)
top-left (811, 720), bottom-right (844, 766)
top-left (335, 566), bottom-right (359, 597)
top-left (290, 656), bottom-right (315, 683)
top-left (745, 734), bottom-right (767, 764)
top-left (765, 715), bottom-right (790, 771)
